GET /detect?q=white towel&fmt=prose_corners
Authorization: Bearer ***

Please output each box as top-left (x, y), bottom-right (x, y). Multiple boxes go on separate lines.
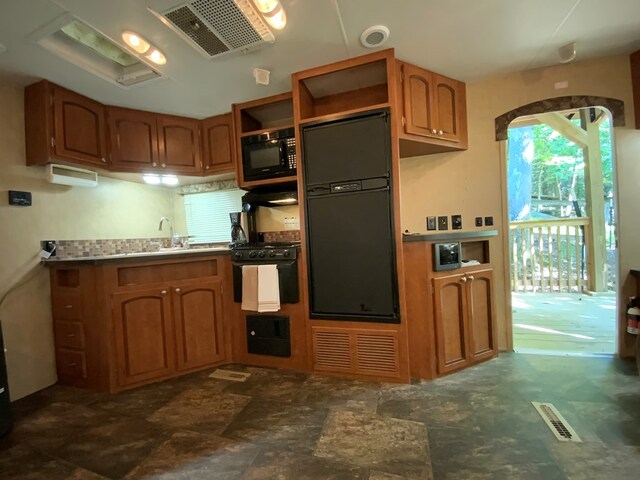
top-left (241, 265), bottom-right (258, 312)
top-left (257, 264), bottom-right (280, 312)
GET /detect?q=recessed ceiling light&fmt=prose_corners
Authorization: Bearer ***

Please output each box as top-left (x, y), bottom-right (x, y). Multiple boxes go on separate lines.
top-left (558, 42), bottom-right (577, 64)
top-left (360, 25), bottom-right (390, 48)
top-left (122, 31), bottom-right (151, 54)
top-left (253, 0), bottom-right (279, 13)
top-left (252, 0), bottom-right (286, 30)
top-left (145, 48), bottom-right (167, 65)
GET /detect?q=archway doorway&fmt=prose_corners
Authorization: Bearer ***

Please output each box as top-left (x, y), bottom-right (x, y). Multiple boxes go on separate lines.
top-left (506, 107), bottom-right (618, 355)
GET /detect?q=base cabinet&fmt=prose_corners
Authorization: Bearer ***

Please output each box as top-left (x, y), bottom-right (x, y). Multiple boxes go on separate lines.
top-left (49, 255), bottom-right (230, 393)
top-left (112, 288), bottom-right (176, 387)
top-left (173, 279), bottom-right (225, 371)
top-left (433, 268), bottom-right (497, 375)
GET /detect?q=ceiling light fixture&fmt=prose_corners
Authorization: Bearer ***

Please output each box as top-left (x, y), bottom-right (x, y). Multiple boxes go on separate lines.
top-left (252, 0), bottom-right (287, 30)
top-left (143, 173), bottom-right (161, 185)
top-left (122, 30), bottom-right (167, 65)
top-left (161, 175), bottom-right (179, 186)
top-left (558, 42), bottom-right (577, 64)
top-left (122, 31), bottom-right (151, 53)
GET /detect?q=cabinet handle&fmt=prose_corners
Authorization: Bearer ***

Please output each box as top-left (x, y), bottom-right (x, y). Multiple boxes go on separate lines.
top-left (64, 305), bottom-right (73, 309)
top-left (161, 290), bottom-right (167, 295)
top-left (175, 288), bottom-right (181, 293)
top-left (152, 162), bottom-right (157, 167)
top-left (460, 276), bottom-right (467, 283)
top-left (65, 362), bottom-right (78, 367)
top-left (467, 275), bottom-right (475, 281)
top-left (439, 130), bottom-right (443, 135)
top-left (65, 333), bottom-right (76, 338)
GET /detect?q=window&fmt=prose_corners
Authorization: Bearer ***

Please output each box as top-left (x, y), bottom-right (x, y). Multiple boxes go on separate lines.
top-left (183, 189), bottom-right (244, 244)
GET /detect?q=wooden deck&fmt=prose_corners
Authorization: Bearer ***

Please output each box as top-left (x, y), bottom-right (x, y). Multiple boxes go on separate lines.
top-left (512, 292), bottom-right (617, 355)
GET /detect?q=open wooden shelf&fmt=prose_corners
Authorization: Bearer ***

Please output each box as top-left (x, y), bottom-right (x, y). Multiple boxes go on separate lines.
top-left (234, 92), bottom-right (294, 135)
top-left (293, 51), bottom-right (394, 122)
top-left (298, 103), bottom-right (391, 126)
top-left (239, 124), bottom-right (294, 138)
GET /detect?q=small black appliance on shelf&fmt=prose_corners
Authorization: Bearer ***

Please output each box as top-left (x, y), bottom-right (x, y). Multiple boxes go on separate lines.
top-left (241, 127), bottom-right (296, 182)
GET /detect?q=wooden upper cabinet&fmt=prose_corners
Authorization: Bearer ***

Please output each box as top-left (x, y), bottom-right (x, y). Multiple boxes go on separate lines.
top-left (399, 62), bottom-right (467, 150)
top-left (172, 279), bottom-right (225, 371)
top-left (112, 287), bottom-right (175, 387)
top-left (157, 115), bottom-right (202, 175)
top-left (107, 107), bottom-right (159, 171)
top-left (25, 81), bottom-right (108, 167)
top-left (403, 63), bottom-right (438, 138)
top-left (201, 113), bottom-right (236, 174)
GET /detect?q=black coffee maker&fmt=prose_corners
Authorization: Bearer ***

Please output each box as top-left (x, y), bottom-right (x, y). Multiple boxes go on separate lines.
top-left (229, 212), bottom-right (248, 246)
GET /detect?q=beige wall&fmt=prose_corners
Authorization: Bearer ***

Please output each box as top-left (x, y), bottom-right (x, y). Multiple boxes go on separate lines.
top-left (0, 76), bottom-right (178, 400)
top-left (399, 55), bottom-right (640, 356)
top-left (257, 205), bottom-right (300, 232)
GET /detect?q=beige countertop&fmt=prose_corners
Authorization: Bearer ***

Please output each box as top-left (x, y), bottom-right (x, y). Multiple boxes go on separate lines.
top-left (43, 245), bottom-right (230, 264)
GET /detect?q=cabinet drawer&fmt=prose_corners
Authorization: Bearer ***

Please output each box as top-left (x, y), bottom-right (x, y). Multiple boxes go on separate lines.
top-left (52, 294), bottom-right (84, 319)
top-left (54, 320), bottom-right (86, 349)
top-left (56, 349), bottom-right (87, 379)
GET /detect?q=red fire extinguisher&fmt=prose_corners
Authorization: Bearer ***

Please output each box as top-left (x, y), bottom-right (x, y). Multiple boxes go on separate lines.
top-left (627, 297), bottom-right (640, 335)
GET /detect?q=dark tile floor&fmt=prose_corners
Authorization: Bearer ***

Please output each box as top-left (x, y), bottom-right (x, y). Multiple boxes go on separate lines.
top-left (1, 353), bottom-right (639, 479)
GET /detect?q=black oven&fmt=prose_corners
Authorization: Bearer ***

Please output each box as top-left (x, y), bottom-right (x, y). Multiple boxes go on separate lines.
top-left (241, 127), bottom-right (296, 182)
top-left (231, 245), bottom-right (299, 303)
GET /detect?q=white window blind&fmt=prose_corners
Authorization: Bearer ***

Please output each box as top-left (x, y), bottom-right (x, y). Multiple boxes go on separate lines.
top-left (183, 189), bottom-right (244, 244)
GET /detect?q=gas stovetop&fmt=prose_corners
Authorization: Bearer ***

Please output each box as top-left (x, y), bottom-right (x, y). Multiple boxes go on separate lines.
top-left (229, 242), bottom-right (299, 261)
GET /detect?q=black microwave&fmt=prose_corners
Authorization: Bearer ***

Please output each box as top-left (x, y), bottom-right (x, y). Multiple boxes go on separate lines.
top-left (241, 127), bottom-right (297, 182)
top-left (433, 242), bottom-right (461, 271)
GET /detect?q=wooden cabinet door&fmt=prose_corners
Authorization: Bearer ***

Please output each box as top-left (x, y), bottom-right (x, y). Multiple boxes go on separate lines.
top-left (112, 288), bottom-right (175, 387)
top-left (157, 115), bottom-right (202, 175)
top-left (433, 273), bottom-right (471, 374)
top-left (52, 86), bottom-right (108, 167)
top-left (201, 113), bottom-right (236, 174)
top-left (466, 269), bottom-right (497, 362)
top-left (434, 74), bottom-right (464, 143)
top-left (108, 107), bottom-right (159, 171)
top-left (172, 279), bottom-right (225, 371)
top-left (402, 63), bottom-right (438, 139)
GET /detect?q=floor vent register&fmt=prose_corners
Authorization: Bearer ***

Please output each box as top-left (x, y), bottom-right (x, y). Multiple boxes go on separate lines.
top-left (532, 402), bottom-right (582, 442)
top-left (209, 369), bottom-right (251, 382)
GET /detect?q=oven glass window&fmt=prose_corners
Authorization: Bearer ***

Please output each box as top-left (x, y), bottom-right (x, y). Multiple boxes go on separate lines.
top-left (250, 142), bottom-right (281, 169)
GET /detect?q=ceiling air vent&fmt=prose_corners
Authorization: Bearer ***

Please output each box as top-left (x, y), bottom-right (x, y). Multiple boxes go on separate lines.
top-left (148, 0), bottom-right (275, 58)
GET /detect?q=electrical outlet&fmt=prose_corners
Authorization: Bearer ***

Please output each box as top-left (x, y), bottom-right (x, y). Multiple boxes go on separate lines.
top-left (484, 216), bottom-right (494, 226)
top-left (475, 217), bottom-right (483, 227)
top-left (426, 216), bottom-right (437, 231)
top-left (438, 216), bottom-right (448, 230)
top-left (451, 214), bottom-right (462, 230)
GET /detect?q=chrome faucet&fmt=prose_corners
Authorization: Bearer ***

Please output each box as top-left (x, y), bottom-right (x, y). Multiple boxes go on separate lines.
top-left (158, 217), bottom-right (175, 247)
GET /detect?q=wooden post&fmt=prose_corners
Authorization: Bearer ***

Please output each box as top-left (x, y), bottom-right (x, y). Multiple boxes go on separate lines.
top-left (580, 109), bottom-right (607, 292)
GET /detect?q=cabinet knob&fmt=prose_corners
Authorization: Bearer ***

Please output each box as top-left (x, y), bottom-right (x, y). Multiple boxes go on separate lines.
top-left (460, 276), bottom-right (468, 283)
top-left (175, 288), bottom-right (181, 293)
top-left (205, 166), bottom-right (209, 170)
top-left (439, 130), bottom-right (444, 135)
top-left (161, 163), bottom-right (166, 168)
top-left (101, 157), bottom-right (106, 163)
top-left (161, 290), bottom-right (167, 295)
top-left (467, 275), bottom-right (475, 281)
top-left (152, 162), bottom-right (157, 167)
top-left (432, 128), bottom-right (437, 134)
top-left (65, 333), bottom-right (76, 338)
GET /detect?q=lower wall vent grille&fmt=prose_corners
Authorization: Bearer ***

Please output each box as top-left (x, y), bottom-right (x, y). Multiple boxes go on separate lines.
top-left (356, 333), bottom-right (399, 374)
top-left (532, 402), bottom-right (582, 442)
top-left (313, 331), bottom-right (351, 371)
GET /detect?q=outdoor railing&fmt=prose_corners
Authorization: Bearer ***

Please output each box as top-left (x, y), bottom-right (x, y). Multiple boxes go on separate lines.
top-left (509, 218), bottom-right (591, 292)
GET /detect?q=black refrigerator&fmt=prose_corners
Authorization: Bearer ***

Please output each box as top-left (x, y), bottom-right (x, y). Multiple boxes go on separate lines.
top-left (302, 109), bottom-right (399, 323)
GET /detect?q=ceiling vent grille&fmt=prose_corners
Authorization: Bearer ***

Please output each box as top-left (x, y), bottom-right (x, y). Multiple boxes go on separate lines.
top-left (149, 0), bottom-right (274, 59)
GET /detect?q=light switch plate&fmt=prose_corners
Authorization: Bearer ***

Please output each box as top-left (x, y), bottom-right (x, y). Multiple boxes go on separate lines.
top-left (475, 217), bottom-right (483, 227)
top-left (284, 216), bottom-right (299, 231)
top-left (452, 214), bottom-right (462, 230)
top-left (438, 216), bottom-right (448, 230)
top-left (426, 216), bottom-right (436, 231)
top-left (485, 216), bottom-right (494, 226)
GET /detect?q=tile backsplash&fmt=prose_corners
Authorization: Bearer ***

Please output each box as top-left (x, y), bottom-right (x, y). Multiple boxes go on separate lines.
top-left (52, 238), bottom-right (221, 259)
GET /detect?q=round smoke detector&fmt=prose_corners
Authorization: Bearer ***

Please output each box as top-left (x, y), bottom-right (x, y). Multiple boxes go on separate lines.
top-left (360, 25), bottom-right (390, 48)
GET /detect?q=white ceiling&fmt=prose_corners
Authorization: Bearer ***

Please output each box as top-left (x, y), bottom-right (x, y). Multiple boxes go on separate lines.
top-left (0, 0), bottom-right (638, 119)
